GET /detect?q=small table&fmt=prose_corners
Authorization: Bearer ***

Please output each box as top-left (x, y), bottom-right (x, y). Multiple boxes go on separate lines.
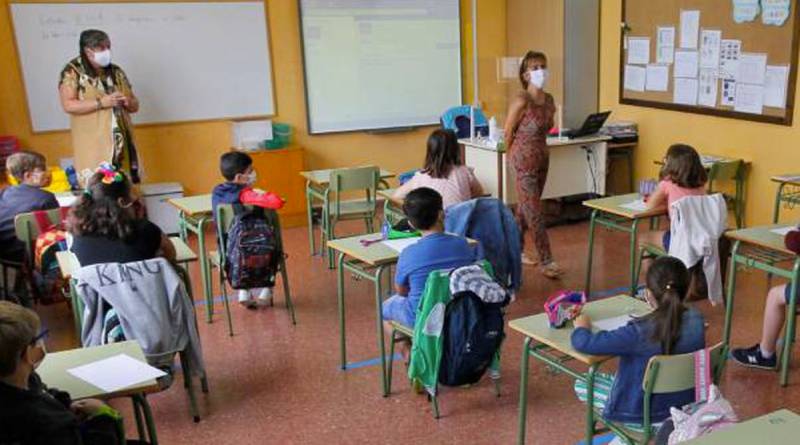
top-left (376, 187), bottom-right (404, 225)
top-left (723, 225), bottom-right (800, 386)
top-left (38, 341), bottom-right (161, 444)
top-left (771, 175), bottom-right (800, 223)
top-left (301, 167), bottom-right (395, 257)
top-left (685, 409), bottom-right (800, 444)
top-left (167, 194), bottom-right (214, 322)
top-left (583, 193), bottom-right (666, 297)
top-left (510, 295), bottom-right (651, 445)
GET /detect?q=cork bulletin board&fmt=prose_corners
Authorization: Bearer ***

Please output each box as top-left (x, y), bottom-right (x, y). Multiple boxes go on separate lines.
top-left (619, 0), bottom-right (800, 125)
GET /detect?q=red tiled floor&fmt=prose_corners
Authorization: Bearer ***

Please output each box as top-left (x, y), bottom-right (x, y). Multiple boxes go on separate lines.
top-left (38, 218), bottom-right (800, 444)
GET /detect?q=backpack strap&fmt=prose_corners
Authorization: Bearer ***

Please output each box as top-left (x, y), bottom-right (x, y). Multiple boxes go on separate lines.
top-left (693, 347), bottom-right (712, 402)
top-left (32, 210), bottom-right (55, 233)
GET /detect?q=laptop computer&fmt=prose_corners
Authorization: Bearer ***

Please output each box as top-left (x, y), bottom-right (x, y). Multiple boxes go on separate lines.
top-left (562, 111), bottom-right (611, 139)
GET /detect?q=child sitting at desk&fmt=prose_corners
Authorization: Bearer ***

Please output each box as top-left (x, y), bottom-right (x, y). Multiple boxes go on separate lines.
top-left (0, 301), bottom-right (132, 445)
top-left (382, 187), bottom-right (476, 359)
top-left (571, 256), bottom-right (705, 429)
top-left (393, 129), bottom-right (483, 209)
top-left (731, 228), bottom-right (800, 370)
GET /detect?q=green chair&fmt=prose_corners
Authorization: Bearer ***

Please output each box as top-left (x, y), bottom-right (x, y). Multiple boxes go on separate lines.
top-left (593, 343), bottom-right (725, 445)
top-left (321, 166), bottom-right (380, 268)
top-left (707, 160), bottom-right (746, 229)
top-left (209, 204), bottom-right (297, 336)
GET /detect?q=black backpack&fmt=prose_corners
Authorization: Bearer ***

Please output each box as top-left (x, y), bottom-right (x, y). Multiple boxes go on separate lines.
top-left (438, 290), bottom-right (506, 386)
top-left (225, 205), bottom-right (279, 289)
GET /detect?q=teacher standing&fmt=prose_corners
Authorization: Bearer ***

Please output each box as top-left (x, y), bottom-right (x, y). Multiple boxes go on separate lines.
top-left (59, 29), bottom-right (142, 184)
top-left (504, 50), bottom-right (562, 279)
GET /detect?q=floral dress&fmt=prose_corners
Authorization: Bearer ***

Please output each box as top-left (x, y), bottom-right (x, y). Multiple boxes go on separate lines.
top-left (59, 57), bottom-right (141, 183)
top-left (509, 92), bottom-right (555, 265)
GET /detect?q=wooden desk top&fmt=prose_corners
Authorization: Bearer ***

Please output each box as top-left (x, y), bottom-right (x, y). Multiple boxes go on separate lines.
top-left (37, 341), bottom-right (160, 400)
top-left (771, 174), bottom-right (800, 186)
top-left (685, 409), bottom-right (800, 444)
top-left (583, 193), bottom-right (666, 219)
top-left (57, 237), bottom-right (197, 279)
top-left (167, 194), bottom-right (212, 217)
top-left (508, 295), bottom-right (651, 365)
top-left (300, 168), bottom-right (395, 186)
top-left (458, 135), bottom-right (611, 153)
top-left (725, 225), bottom-right (796, 256)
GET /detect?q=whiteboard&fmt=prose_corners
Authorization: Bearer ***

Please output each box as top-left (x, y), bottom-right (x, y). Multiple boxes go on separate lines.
top-left (299, 0), bottom-right (462, 134)
top-left (10, 2), bottom-right (275, 132)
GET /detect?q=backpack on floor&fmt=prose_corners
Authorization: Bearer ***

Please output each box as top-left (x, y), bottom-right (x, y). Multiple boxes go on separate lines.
top-left (225, 205), bottom-right (279, 289)
top-left (438, 290), bottom-right (506, 386)
top-left (32, 207), bottom-right (70, 305)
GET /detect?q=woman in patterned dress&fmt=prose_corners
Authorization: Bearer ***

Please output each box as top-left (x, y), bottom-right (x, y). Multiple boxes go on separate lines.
top-left (503, 51), bottom-right (563, 279)
top-left (59, 29), bottom-right (142, 184)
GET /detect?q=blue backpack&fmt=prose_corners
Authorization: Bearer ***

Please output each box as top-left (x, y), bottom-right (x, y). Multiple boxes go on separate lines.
top-left (225, 205), bottom-right (279, 289)
top-left (438, 290), bottom-right (506, 386)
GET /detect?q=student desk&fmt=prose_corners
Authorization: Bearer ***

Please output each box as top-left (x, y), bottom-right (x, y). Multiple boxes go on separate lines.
top-left (723, 225), bottom-right (800, 386)
top-left (56, 238), bottom-right (198, 337)
top-left (771, 175), bottom-right (800, 223)
top-left (583, 193), bottom-right (666, 297)
top-left (167, 194), bottom-right (214, 322)
top-left (510, 294), bottom-right (651, 445)
top-left (301, 168), bottom-right (395, 257)
top-left (376, 188), bottom-right (404, 225)
top-left (685, 409), bottom-right (800, 444)
top-left (38, 341), bottom-right (161, 445)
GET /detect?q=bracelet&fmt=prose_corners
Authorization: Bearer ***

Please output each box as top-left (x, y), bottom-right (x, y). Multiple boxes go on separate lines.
top-left (95, 98), bottom-right (102, 111)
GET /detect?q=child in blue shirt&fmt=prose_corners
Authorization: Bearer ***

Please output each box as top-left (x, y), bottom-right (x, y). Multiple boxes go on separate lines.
top-left (571, 256), bottom-right (705, 429)
top-left (382, 187), bottom-right (475, 359)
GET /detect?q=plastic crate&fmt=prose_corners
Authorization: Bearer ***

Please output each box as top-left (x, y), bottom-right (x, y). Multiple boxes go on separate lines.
top-left (263, 123), bottom-right (292, 150)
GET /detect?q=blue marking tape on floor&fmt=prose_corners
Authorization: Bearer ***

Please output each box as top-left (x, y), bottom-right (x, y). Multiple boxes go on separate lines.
top-left (344, 353), bottom-right (403, 370)
top-left (576, 433), bottom-right (615, 445)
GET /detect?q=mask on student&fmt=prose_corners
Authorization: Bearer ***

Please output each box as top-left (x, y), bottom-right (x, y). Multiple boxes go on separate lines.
top-left (245, 171), bottom-right (258, 186)
top-left (30, 342), bottom-right (46, 370)
top-left (529, 68), bottom-right (548, 89)
top-left (92, 49), bottom-right (112, 68)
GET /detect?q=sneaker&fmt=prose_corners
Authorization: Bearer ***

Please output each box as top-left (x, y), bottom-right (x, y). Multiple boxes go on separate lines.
top-left (256, 287), bottom-right (273, 307)
top-left (540, 262), bottom-right (564, 279)
top-left (731, 344), bottom-right (777, 370)
top-left (521, 252), bottom-right (538, 266)
top-left (238, 290), bottom-right (257, 309)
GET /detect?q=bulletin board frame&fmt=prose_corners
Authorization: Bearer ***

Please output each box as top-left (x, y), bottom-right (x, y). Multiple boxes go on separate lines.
top-left (619, 0), bottom-right (800, 126)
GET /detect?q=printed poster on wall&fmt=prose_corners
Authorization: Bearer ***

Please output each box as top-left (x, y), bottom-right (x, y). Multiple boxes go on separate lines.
top-left (656, 26), bottom-right (676, 64)
top-left (732, 0), bottom-right (760, 23)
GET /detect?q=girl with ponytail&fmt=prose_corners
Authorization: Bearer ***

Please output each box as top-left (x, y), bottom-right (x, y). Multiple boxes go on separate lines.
top-left (570, 256), bottom-right (706, 428)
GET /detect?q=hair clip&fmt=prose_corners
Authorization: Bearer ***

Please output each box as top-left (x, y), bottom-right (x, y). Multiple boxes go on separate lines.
top-left (665, 283), bottom-right (673, 290)
top-left (95, 162), bottom-right (123, 184)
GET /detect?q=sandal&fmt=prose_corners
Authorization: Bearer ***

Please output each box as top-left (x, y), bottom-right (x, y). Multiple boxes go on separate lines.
top-left (540, 262), bottom-right (564, 279)
top-left (521, 252), bottom-right (539, 266)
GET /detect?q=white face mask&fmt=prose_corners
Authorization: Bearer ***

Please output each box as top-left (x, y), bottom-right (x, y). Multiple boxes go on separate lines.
top-left (529, 68), bottom-right (548, 89)
top-left (245, 170), bottom-right (257, 186)
top-left (92, 49), bottom-right (112, 67)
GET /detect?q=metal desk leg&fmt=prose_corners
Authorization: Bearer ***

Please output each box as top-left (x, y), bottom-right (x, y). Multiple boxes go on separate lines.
top-left (337, 252), bottom-right (346, 370)
top-left (517, 337), bottom-right (532, 445)
top-left (585, 364), bottom-right (599, 445)
top-left (629, 219), bottom-right (640, 297)
top-left (373, 265), bottom-right (388, 396)
top-left (195, 216), bottom-right (213, 323)
top-left (780, 259), bottom-right (800, 386)
top-left (585, 209), bottom-right (599, 296)
top-left (135, 394), bottom-right (159, 445)
top-left (722, 240), bottom-right (741, 355)
top-left (306, 181), bottom-right (315, 255)
top-left (774, 182), bottom-right (787, 224)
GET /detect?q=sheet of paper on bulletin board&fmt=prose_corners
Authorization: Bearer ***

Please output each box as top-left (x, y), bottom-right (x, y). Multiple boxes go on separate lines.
top-left (619, 0), bottom-right (799, 125)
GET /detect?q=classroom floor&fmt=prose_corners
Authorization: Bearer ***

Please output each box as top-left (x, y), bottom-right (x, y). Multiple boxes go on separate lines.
top-left (41, 217), bottom-right (800, 445)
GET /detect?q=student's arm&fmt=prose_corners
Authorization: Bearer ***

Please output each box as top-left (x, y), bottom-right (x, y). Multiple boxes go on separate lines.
top-left (393, 174), bottom-right (416, 200)
top-left (159, 234), bottom-right (177, 263)
top-left (571, 323), bottom-right (641, 356)
top-left (467, 167), bottom-right (484, 198)
top-left (503, 93), bottom-right (527, 149)
top-left (645, 181), bottom-right (668, 210)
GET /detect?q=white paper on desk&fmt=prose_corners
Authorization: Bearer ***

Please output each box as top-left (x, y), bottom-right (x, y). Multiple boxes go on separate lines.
top-left (737, 53), bottom-right (767, 85)
top-left (721, 79), bottom-right (737, 106)
top-left (698, 69), bottom-right (719, 107)
top-left (762, 0), bottom-right (791, 26)
top-left (624, 65), bottom-right (646, 92)
top-left (56, 195), bottom-right (77, 208)
top-left (656, 26), bottom-right (676, 64)
top-left (382, 237), bottom-right (420, 253)
top-left (674, 50), bottom-right (699, 78)
top-left (674, 78), bottom-right (699, 106)
top-left (771, 226), bottom-right (794, 236)
top-left (593, 314), bottom-right (634, 332)
top-left (764, 65), bottom-right (789, 109)
top-left (719, 40), bottom-right (741, 80)
top-left (679, 10), bottom-right (700, 49)
top-left (646, 65), bottom-right (669, 91)
top-left (734, 83), bottom-right (764, 114)
top-left (627, 37), bottom-right (650, 65)
top-left (619, 199), bottom-right (648, 212)
top-left (67, 354), bottom-right (166, 393)
top-left (699, 30), bottom-right (722, 69)
top-left (733, 0), bottom-right (760, 23)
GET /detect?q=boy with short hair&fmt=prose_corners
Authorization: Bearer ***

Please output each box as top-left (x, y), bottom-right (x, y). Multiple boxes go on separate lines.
top-left (381, 187), bottom-right (476, 356)
top-left (212, 151), bottom-right (284, 308)
top-left (0, 151), bottom-right (59, 263)
top-left (0, 301), bottom-right (124, 444)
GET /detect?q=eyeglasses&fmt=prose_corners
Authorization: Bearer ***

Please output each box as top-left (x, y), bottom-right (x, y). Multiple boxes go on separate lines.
top-left (31, 329), bottom-right (49, 345)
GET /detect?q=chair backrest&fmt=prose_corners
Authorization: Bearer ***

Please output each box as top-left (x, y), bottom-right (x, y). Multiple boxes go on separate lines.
top-left (707, 159), bottom-right (744, 191)
top-left (214, 203), bottom-right (283, 260)
top-left (642, 342), bottom-right (724, 394)
top-left (14, 208), bottom-right (67, 258)
top-left (329, 166), bottom-right (379, 216)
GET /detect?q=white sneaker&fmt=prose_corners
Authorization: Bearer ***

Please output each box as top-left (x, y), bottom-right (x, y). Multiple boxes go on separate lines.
top-left (238, 290), bottom-right (256, 309)
top-left (256, 287), bottom-right (273, 307)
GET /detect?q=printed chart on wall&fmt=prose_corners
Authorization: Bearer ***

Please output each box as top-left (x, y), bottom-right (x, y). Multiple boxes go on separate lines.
top-left (619, 0), bottom-right (800, 125)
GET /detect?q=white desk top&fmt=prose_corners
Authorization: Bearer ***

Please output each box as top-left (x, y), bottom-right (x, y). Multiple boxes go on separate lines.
top-left (459, 134), bottom-right (611, 152)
